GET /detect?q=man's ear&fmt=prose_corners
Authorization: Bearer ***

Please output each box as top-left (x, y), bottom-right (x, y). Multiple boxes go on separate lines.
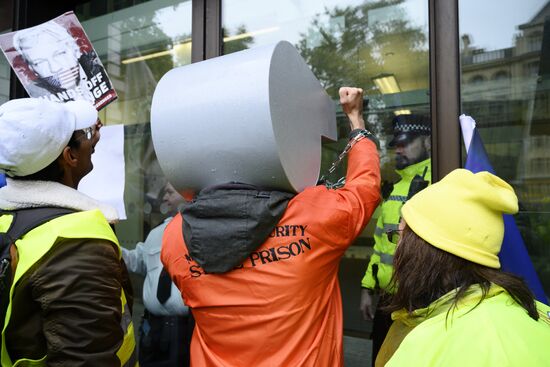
top-left (61, 146), bottom-right (79, 168)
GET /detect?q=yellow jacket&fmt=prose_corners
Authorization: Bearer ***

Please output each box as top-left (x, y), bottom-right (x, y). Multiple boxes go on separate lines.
top-left (1, 210), bottom-right (137, 367)
top-left (361, 159), bottom-right (431, 291)
top-left (381, 284), bottom-right (550, 366)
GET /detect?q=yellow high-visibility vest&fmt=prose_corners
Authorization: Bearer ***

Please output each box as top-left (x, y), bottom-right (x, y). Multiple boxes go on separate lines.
top-left (0, 210), bottom-right (137, 367)
top-left (362, 158), bottom-right (432, 291)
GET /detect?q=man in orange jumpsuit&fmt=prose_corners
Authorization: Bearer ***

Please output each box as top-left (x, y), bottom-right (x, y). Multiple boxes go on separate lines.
top-left (161, 87), bottom-right (380, 366)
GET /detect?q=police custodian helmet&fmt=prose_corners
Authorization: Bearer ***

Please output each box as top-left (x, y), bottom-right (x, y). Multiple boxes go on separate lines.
top-left (389, 114), bottom-right (431, 147)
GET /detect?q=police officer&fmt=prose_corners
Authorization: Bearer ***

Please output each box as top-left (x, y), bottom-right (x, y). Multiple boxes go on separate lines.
top-left (359, 113), bottom-right (431, 366)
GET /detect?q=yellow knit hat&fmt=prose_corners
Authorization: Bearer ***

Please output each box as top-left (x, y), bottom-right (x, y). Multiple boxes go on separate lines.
top-left (401, 169), bottom-right (518, 268)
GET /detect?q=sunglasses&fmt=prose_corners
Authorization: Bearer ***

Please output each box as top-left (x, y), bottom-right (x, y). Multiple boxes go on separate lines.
top-left (79, 124), bottom-right (98, 140)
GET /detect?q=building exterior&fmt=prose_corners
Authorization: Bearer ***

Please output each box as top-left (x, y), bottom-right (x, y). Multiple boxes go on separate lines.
top-left (461, 2), bottom-right (550, 293)
top-left (1, 0), bottom-right (548, 356)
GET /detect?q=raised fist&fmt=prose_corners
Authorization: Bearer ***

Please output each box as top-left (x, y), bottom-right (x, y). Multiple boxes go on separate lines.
top-left (339, 87), bottom-right (363, 115)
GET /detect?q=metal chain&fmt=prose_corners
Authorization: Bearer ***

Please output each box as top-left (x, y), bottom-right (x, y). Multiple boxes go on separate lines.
top-left (319, 133), bottom-right (368, 189)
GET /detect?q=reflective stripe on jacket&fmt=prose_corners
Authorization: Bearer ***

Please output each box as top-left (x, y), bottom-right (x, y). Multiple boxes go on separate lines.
top-left (361, 159), bottom-right (431, 291)
top-left (384, 284), bottom-right (550, 366)
top-left (0, 210), bottom-right (137, 367)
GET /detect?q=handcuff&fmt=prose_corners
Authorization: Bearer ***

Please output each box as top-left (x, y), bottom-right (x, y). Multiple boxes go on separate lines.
top-left (319, 128), bottom-right (378, 189)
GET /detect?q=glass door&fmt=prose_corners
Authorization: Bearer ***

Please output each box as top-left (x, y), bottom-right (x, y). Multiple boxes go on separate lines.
top-left (223, 0), bottom-right (431, 339)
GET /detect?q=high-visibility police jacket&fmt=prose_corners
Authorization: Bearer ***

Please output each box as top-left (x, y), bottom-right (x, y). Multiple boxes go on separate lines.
top-left (384, 284), bottom-right (550, 366)
top-left (361, 158), bottom-right (431, 291)
top-left (0, 210), bottom-right (137, 367)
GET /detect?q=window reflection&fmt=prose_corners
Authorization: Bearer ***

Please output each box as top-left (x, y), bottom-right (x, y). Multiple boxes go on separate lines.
top-left (460, 0), bottom-right (550, 295)
top-left (76, 0), bottom-right (191, 242)
top-left (76, 0), bottom-right (192, 327)
top-left (0, 30), bottom-right (10, 104)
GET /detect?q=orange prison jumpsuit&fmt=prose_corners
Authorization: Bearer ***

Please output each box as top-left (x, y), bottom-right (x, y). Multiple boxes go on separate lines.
top-left (162, 138), bottom-right (380, 367)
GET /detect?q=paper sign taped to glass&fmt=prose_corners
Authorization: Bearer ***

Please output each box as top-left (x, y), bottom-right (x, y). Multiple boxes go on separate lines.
top-left (0, 11), bottom-right (116, 110)
top-left (151, 41), bottom-right (337, 194)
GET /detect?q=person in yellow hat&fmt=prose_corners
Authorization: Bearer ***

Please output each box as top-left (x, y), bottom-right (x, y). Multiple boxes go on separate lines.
top-left (376, 168), bottom-right (550, 367)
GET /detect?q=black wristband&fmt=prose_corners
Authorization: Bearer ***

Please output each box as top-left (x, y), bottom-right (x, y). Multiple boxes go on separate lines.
top-left (349, 128), bottom-right (379, 146)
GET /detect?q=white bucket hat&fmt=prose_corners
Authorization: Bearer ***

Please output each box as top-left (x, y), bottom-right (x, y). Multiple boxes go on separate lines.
top-left (0, 98), bottom-right (98, 177)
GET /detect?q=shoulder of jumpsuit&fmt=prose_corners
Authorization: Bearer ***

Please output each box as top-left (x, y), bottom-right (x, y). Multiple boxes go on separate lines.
top-left (160, 212), bottom-right (185, 263)
top-left (141, 216), bottom-right (174, 250)
top-left (163, 212), bottom-right (181, 236)
top-left (395, 158), bottom-right (432, 181)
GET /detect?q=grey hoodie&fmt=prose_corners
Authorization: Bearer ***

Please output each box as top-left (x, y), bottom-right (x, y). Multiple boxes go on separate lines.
top-left (181, 183), bottom-right (295, 273)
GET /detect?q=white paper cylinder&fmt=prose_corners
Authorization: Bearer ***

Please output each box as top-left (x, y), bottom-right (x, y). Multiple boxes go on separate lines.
top-left (151, 41), bottom-right (336, 193)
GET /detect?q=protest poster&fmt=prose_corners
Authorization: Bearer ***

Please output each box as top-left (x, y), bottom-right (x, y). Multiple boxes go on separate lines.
top-left (0, 11), bottom-right (116, 110)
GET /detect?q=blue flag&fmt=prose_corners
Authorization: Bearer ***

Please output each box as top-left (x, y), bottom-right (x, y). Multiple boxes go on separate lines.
top-left (0, 173), bottom-right (5, 188)
top-left (465, 127), bottom-right (547, 304)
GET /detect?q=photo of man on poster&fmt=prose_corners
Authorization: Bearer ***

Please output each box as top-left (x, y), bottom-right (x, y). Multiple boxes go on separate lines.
top-left (0, 12), bottom-right (116, 110)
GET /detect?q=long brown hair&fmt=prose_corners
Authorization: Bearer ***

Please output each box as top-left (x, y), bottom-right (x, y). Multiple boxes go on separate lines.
top-left (384, 224), bottom-right (538, 320)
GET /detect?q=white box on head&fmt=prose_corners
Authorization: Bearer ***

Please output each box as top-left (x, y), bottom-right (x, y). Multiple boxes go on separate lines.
top-left (151, 41), bottom-right (337, 194)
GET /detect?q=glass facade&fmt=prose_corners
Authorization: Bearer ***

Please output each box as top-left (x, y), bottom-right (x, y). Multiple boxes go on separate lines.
top-left (0, 0), bottom-right (11, 104)
top-left (3, 0), bottom-right (548, 358)
top-left (0, 32), bottom-right (9, 104)
top-left (460, 0), bottom-right (550, 296)
top-left (223, 0), bottom-right (431, 336)
top-left (75, 0), bottom-right (192, 316)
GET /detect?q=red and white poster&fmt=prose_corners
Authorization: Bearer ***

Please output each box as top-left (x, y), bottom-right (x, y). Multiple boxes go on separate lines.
top-left (0, 11), bottom-right (117, 110)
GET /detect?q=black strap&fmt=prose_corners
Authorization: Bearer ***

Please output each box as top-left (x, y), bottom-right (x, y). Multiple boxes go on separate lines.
top-left (0, 207), bottom-right (75, 280)
top-left (0, 207), bottom-right (75, 332)
top-left (1, 207), bottom-right (76, 242)
top-left (156, 267), bottom-right (172, 304)
top-left (407, 174), bottom-right (430, 200)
